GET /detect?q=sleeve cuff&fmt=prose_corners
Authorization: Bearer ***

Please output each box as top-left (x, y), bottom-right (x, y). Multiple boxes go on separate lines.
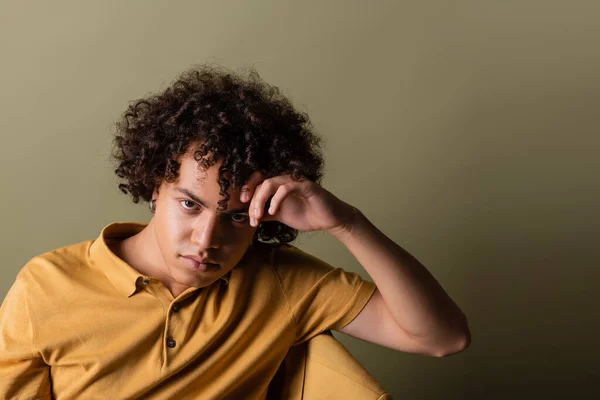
top-left (331, 279), bottom-right (377, 330)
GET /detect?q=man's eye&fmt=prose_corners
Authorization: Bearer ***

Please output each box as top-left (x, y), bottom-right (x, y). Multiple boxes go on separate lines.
top-left (231, 214), bottom-right (248, 223)
top-left (181, 200), bottom-right (197, 210)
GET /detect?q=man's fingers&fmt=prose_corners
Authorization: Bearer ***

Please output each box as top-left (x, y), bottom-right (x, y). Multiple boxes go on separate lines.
top-left (249, 176), bottom-right (289, 225)
top-left (240, 171), bottom-right (266, 203)
top-left (266, 183), bottom-right (293, 217)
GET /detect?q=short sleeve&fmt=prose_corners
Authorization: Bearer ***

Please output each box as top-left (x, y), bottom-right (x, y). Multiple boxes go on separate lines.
top-left (269, 244), bottom-right (377, 344)
top-left (0, 272), bottom-right (52, 399)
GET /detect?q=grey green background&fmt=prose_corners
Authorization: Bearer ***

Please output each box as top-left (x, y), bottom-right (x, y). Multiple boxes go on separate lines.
top-left (1, 1), bottom-right (598, 398)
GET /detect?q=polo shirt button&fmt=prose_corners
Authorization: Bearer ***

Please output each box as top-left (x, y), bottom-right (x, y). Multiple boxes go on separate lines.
top-left (142, 279), bottom-right (149, 285)
top-left (172, 304), bottom-right (180, 312)
top-left (166, 338), bottom-right (177, 348)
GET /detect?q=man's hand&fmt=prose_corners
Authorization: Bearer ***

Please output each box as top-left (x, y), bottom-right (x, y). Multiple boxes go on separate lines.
top-left (239, 171), bottom-right (357, 234)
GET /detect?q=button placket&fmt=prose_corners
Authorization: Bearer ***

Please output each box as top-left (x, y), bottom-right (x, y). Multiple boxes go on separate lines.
top-left (165, 300), bottom-right (184, 355)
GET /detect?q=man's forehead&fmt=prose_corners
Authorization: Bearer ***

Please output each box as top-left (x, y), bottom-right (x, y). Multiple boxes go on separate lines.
top-left (188, 165), bottom-right (240, 191)
top-left (179, 154), bottom-right (218, 182)
top-left (176, 157), bottom-right (246, 203)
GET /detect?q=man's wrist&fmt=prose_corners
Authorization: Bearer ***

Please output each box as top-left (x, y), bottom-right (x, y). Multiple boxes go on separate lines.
top-left (326, 205), bottom-right (365, 241)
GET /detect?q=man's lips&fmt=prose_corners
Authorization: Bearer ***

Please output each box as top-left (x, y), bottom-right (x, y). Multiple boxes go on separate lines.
top-left (180, 255), bottom-right (220, 270)
top-left (181, 255), bottom-right (219, 265)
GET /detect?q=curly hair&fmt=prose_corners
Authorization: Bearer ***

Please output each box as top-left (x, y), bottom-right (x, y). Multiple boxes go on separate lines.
top-left (111, 64), bottom-right (324, 246)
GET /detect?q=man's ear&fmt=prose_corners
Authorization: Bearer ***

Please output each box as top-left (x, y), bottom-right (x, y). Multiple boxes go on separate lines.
top-left (152, 187), bottom-right (159, 200)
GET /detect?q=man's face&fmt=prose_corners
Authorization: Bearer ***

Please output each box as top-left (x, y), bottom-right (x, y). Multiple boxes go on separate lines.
top-left (150, 149), bottom-right (258, 290)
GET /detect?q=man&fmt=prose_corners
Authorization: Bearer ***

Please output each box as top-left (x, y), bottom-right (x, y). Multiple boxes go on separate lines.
top-left (0, 65), bottom-right (470, 398)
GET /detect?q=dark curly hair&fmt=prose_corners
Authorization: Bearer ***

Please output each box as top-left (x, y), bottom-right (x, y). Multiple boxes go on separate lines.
top-left (111, 64), bottom-right (324, 246)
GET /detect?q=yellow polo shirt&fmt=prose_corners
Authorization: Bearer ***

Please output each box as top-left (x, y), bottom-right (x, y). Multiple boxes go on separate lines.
top-left (0, 222), bottom-right (376, 399)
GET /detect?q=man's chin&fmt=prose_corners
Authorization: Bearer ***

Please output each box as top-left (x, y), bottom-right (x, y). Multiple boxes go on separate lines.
top-left (174, 276), bottom-right (215, 290)
top-left (174, 267), bottom-right (221, 287)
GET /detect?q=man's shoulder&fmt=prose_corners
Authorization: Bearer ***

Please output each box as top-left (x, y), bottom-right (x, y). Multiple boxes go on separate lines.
top-left (17, 239), bottom-right (96, 291)
top-left (252, 242), bottom-right (337, 281)
top-left (249, 242), bottom-right (315, 266)
top-left (26, 239), bottom-right (94, 267)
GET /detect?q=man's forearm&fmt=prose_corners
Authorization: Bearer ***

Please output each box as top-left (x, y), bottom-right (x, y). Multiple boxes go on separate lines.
top-left (328, 207), bottom-right (470, 348)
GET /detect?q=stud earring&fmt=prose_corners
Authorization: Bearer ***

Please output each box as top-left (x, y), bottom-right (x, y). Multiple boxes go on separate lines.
top-left (149, 199), bottom-right (156, 213)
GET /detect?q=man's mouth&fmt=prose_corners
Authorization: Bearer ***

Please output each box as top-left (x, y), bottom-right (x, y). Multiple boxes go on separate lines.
top-left (180, 256), bottom-right (220, 271)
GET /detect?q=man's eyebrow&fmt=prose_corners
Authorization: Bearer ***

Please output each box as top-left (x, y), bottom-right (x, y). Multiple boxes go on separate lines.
top-left (175, 187), bottom-right (208, 208)
top-left (174, 187), bottom-right (250, 214)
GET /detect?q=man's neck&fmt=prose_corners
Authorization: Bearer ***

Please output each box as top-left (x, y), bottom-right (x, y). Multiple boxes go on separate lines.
top-left (109, 221), bottom-right (190, 298)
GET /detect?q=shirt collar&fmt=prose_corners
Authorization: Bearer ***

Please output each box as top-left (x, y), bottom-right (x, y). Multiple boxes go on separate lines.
top-left (89, 222), bottom-right (230, 298)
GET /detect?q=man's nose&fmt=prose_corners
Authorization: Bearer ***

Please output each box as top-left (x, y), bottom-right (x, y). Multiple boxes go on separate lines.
top-left (191, 213), bottom-right (222, 249)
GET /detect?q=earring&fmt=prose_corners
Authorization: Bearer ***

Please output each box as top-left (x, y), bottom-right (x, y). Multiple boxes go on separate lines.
top-left (149, 199), bottom-right (156, 213)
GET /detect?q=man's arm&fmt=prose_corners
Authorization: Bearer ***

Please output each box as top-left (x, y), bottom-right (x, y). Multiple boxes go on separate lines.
top-left (244, 173), bottom-right (470, 357)
top-left (331, 208), bottom-right (470, 357)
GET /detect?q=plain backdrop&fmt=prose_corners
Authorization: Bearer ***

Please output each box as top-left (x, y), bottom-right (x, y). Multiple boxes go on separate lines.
top-left (1, 1), bottom-right (599, 398)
